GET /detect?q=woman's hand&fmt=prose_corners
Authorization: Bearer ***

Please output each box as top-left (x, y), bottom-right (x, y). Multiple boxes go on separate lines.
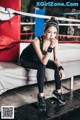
top-left (59, 70), bottom-right (65, 80)
top-left (50, 39), bottom-right (56, 48)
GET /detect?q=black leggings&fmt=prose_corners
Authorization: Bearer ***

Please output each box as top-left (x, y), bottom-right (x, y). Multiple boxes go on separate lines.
top-left (20, 59), bottom-right (61, 93)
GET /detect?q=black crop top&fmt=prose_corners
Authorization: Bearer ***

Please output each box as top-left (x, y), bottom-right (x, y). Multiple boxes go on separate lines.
top-left (20, 36), bottom-right (46, 62)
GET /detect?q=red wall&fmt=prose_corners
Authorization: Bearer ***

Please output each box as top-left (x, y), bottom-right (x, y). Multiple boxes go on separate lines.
top-left (0, 0), bottom-right (21, 61)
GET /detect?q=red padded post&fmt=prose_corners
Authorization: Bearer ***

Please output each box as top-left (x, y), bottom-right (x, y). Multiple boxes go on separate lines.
top-left (0, 0), bottom-right (21, 61)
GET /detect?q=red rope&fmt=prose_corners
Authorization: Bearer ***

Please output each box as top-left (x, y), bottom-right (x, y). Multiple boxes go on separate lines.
top-left (19, 40), bottom-right (33, 43)
top-left (0, 40), bottom-right (80, 50)
top-left (59, 40), bottom-right (80, 44)
top-left (20, 32), bottom-right (80, 38)
top-left (18, 40), bottom-right (80, 44)
top-left (57, 34), bottom-right (80, 38)
top-left (21, 32), bottom-right (34, 35)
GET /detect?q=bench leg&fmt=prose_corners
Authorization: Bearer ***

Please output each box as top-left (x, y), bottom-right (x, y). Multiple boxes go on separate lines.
top-left (70, 76), bottom-right (74, 90)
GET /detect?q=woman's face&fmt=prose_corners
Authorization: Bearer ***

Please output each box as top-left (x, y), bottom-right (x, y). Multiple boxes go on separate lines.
top-left (44, 26), bottom-right (57, 41)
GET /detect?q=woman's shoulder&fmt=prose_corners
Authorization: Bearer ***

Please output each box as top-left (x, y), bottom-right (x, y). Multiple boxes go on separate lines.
top-left (32, 35), bottom-right (43, 44)
top-left (32, 37), bottom-right (40, 47)
top-left (32, 37), bottom-right (39, 42)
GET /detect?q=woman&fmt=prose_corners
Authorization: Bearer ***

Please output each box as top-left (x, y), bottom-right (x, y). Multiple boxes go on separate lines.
top-left (20, 17), bottom-right (66, 112)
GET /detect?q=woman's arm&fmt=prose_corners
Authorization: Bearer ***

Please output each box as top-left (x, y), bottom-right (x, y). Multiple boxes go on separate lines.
top-left (53, 40), bottom-right (65, 79)
top-left (53, 40), bottom-right (61, 67)
top-left (32, 37), bottom-right (52, 65)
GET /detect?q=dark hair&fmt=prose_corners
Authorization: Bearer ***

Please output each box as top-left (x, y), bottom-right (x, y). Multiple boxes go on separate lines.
top-left (44, 17), bottom-right (59, 31)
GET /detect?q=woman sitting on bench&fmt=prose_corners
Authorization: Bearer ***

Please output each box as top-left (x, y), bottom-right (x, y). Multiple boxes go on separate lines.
top-left (20, 17), bottom-right (66, 112)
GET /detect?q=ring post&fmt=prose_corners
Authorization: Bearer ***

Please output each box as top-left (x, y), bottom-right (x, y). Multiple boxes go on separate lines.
top-left (35, 9), bottom-right (45, 37)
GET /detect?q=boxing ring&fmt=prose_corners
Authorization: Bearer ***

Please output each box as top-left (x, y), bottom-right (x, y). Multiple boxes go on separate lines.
top-left (0, 1), bottom-right (80, 95)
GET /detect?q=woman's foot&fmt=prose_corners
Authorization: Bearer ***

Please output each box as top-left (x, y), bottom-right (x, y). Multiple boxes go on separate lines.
top-left (37, 94), bottom-right (46, 111)
top-left (52, 90), bottom-right (66, 105)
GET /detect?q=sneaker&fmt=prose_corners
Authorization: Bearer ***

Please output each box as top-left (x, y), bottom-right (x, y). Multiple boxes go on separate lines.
top-left (37, 94), bottom-right (46, 111)
top-left (52, 90), bottom-right (66, 105)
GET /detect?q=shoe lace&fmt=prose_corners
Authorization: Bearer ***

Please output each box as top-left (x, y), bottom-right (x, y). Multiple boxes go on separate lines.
top-left (39, 96), bottom-right (45, 106)
top-left (41, 97), bottom-right (45, 104)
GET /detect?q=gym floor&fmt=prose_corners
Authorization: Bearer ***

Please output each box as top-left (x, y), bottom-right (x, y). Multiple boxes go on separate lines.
top-left (0, 76), bottom-right (80, 120)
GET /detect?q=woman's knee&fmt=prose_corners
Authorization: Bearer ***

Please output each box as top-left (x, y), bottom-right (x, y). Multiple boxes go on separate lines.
top-left (38, 63), bottom-right (46, 70)
top-left (54, 65), bottom-right (59, 73)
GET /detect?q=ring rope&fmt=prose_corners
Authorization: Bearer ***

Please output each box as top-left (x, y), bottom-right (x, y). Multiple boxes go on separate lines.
top-left (21, 22), bottom-right (80, 26)
top-left (64, 12), bottom-right (80, 15)
top-left (59, 24), bottom-right (80, 26)
top-left (18, 40), bottom-right (80, 44)
top-left (59, 40), bottom-right (80, 44)
top-left (20, 32), bottom-right (80, 39)
top-left (14, 11), bottom-right (80, 22)
top-left (20, 22), bottom-right (35, 25)
top-left (21, 32), bottom-right (34, 35)
top-left (0, 38), bottom-right (80, 50)
top-left (57, 34), bottom-right (80, 38)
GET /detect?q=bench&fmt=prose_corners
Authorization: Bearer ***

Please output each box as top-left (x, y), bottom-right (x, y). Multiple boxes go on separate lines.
top-left (0, 43), bottom-right (80, 94)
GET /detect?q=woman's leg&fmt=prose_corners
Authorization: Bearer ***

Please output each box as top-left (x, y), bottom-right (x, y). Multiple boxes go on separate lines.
top-left (46, 60), bottom-right (66, 104)
top-left (20, 59), bottom-right (46, 111)
top-left (37, 63), bottom-right (46, 94)
top-left (20, 58), bottom-right (46, 94)
top-left (46, 60), bottom-right (61, 90)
